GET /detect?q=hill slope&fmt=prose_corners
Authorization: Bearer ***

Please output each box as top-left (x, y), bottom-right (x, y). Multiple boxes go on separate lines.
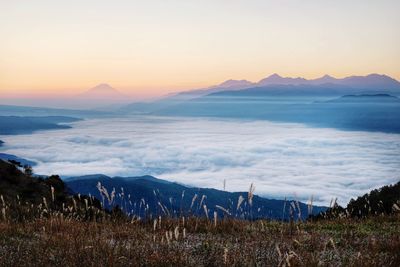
top-left (0, 160), bottom-right (108, 221)
top-left (316, 181), bottom-right (400, 219)
top-left (66, 174), bottom-right (326, 220)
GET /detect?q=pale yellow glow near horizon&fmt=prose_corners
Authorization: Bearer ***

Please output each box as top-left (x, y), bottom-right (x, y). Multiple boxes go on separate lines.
top-left (1, 0), bottom-right (399, 98)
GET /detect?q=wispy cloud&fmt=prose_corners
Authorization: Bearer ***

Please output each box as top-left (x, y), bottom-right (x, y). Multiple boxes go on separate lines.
top-left (1, 116), bottom-right (399, 205)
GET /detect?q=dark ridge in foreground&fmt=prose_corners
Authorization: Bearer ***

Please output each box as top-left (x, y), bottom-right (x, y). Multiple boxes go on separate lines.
top-left (1, 160), bottom-right (400, 266)
top-left (66, 174), bottom-right (326, 220)
top-left (315, 181), bottom-right (400, 219)
top-left (0, 159), bottom-right (325, 221)
top-left (0, 160), bottom-right (118, 221)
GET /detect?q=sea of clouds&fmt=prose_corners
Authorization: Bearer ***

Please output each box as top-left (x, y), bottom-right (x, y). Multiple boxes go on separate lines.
top-left (1, 116), bottom-right (399, 205)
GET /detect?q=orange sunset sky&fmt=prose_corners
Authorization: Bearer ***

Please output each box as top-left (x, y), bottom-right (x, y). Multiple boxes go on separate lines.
top-left (1, 0), bottom-right (399, 99)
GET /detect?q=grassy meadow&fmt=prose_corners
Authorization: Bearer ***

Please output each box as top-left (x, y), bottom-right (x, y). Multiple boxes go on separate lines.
top-left (1, 212), bottom-right (399, 266)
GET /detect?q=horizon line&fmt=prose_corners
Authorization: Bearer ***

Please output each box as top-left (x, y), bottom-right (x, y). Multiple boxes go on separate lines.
top-left (1, 72), bottom-right (399, 100)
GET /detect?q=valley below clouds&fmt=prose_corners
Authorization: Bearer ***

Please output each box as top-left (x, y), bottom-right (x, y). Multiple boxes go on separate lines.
top-left (1, 116), bottom-right (399, 205)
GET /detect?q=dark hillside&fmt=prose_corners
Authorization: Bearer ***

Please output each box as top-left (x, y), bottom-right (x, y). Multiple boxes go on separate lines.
top-left (0, 160), bottom-right (108, 221)
top-left (314, 181), bottom-right (400, 219)
top-left (66, 175), bottom-right (326, 220)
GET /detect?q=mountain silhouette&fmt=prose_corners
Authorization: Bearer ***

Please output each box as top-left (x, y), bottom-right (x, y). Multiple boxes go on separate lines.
top-left (166, 74), bottom-right (400, 100)
top-left (77, 83), bottom-right (126, 100)
top-left (65, 174), bottom-right (326, 220)
top-left (211, 79), bottom-right (255, 89)
top-left (257, 73), bottom-right (400, 89)
top-left (258, 73), bottom-right (308, 86)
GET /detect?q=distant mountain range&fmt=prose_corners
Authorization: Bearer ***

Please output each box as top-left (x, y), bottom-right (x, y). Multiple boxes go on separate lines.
top-left (1, 73), bottom-right (400, 134)
top-left (2, 74), bottom-right (399, 110)
top-left (65, 174), bottom-right (326, 220)
top-left (74, 74), bottom-right (400, 106)
top-left (172, 73), bottom-right (400, 99)
top-left (257, 73), bottom-right (400, 89)
top-left (115, 74), bottom-right (400, 133)
top-left (122, 73), bottom-right (400, 115)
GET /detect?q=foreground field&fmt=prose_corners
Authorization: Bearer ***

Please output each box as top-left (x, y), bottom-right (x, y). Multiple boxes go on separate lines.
top-left (1, 216), bottom-right (399, 266)
top-left (1, 160), bottom-right (399, 266)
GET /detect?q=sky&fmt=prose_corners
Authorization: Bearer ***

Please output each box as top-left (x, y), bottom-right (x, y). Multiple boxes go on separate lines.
top-left (1, 0), bottom-right (399, 98)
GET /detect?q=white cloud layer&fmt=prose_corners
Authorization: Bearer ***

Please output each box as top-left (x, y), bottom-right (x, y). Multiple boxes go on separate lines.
top-left (1, 116), bottom-right (399, 205)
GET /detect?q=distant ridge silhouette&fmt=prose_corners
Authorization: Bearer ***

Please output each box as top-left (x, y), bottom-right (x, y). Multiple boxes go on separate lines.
top-left (172, 73), bottom-right (400, 98)
top-left (257, 73), bottom-right (400, 89)
top-left (77, 83), bottom-right (126, 100)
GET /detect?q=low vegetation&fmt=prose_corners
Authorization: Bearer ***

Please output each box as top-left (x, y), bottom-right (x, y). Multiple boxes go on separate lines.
top-left (1, 215), bottom-right (399, 266)
top-left (0, 160), bottom-right (399, 266)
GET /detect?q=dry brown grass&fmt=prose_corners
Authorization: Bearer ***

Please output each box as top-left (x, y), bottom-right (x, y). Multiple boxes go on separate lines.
top-left (0, 215), bottom-right (399, 266)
